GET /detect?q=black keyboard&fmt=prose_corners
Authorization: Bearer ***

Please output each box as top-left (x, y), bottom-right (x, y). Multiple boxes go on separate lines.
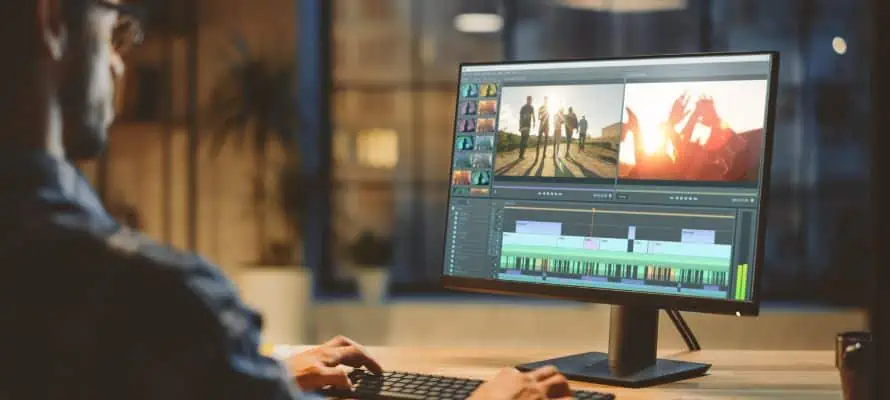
top-left (317, 369), bottom-right (616, 400)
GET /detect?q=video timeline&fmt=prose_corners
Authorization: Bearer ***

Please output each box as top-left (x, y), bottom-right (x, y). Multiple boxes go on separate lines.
top-left (502, 258), bottom-right (731, 288)
top-left (494, 204), bottom-right (747, 300)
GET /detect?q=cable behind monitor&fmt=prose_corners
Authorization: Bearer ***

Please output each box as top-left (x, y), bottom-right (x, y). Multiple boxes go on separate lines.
top-left (666, 310), bottom-right (701, 351)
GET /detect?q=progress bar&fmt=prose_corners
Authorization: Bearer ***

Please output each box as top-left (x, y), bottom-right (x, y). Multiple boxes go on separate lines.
top-left (493, 185), bottom-right (757, 197)
top-left (493, 185), bottom-right (614, 192)
top-left (619, 188), bottom-right (758, 196)
top-left (504, 206), bottom-right (735, 219)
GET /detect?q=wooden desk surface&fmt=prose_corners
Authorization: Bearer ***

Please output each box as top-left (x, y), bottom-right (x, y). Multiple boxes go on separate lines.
top-left (287, 346), bottom-right (841, 399)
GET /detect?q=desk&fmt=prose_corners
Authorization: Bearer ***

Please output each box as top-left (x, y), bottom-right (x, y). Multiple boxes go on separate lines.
top-left (285, 346), bottom-right (841, 399)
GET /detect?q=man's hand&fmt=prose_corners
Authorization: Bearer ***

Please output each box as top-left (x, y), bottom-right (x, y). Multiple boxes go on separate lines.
top-left (669, 92), bottom-right (691, 127)
top-left (469, 366), bottom-right (573, 400)
top-left (695, 96), bottom-right (720, 127)
top-left (285, 335), bottom-right (383, 391)
top-left (621, 107), bottom-right (640, 142)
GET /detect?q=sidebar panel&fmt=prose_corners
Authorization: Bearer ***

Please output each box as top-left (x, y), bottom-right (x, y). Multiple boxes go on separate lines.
top-left (444, 199), bottom-right (496, 279)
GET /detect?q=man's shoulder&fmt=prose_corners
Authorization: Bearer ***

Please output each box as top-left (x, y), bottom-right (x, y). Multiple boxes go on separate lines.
top-left (47, 214), bottom-right (242, 312)
top-left (104, 227), bottom-right (203, 272)
top-left (45, 214), bottom-right (222, 282)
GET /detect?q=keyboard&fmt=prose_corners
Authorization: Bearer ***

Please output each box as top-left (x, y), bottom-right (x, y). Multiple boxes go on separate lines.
top-left (317, 369), bottom-right (616, 400)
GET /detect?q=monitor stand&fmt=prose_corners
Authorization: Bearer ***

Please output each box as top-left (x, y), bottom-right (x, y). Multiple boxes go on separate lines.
top-left (516, 305), bottom-right (711, 388)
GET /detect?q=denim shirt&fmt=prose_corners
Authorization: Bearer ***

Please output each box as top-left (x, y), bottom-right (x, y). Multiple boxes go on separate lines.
top-left (0, 153), bottom-right (313, 400)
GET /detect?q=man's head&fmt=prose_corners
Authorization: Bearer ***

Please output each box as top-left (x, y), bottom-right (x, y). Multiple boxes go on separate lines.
top-left (568, 107), bottom-right (573, 113)
top-left (0, 0), bottom-right (137, 160)
top-left (526, 96), bottom-right (532, 105)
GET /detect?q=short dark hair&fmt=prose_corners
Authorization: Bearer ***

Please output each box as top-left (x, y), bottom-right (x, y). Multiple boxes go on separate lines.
top-left (0, 0), bottom-right (91, 59)
top-left (0, 1), bottom-right (37, 52)
top-left (0, 1), bottom-right (40, 106)
top-left (0, 0), bottom-right (89, 117)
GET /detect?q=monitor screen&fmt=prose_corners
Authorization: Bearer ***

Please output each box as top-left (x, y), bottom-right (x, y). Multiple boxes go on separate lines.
top-left (443, 53), bottom-right (777, 314)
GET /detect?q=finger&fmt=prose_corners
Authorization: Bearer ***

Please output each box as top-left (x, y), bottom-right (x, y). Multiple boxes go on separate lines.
top-left (333, 345), bottom-right (384, 373)
top-left (315, 367), bottom-right (353, 390)
top-left (327, 337), bottom-right (375, 358)
top-left (528, 365), bottom-right (561, 381)
top-left (322, 337), bottom-right (384, 372)
top-left (325, 335), bottom-right (353, 347)
top-left (495, 367), bottom-right (524, 379)
top-left (538, 374), bottom-right (572, 398)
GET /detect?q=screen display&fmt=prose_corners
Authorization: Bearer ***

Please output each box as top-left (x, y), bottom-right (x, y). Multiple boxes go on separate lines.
top-left (444, 54), bottom-right (774, 303)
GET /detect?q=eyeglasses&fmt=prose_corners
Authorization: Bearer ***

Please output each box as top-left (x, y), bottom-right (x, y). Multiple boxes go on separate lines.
top-left (94, 1), bottom-right (145, 55)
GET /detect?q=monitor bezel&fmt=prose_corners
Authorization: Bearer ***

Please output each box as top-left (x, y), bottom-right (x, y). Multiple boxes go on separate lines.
top-left (441, 51), bottom-right (780, 317)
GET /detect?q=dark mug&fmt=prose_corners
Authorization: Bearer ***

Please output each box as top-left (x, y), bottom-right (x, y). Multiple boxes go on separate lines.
top-left (835, 331), bottom-right (874, 400)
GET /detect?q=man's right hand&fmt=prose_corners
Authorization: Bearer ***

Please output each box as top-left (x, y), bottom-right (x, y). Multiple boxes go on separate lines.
top-left (286, 335), bottom-right (383, 390)
top-left (468, 366), bottom-right (574, 400)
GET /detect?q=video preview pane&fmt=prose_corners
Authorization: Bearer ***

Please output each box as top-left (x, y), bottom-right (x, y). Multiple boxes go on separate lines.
top-left (618, 80), bottom-right (769, 183)
top-left (495, 84), bottom-right (625, 180)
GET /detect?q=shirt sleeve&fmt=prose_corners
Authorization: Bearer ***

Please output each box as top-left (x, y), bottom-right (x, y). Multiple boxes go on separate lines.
top-left (186, 260), bottom-right (309, 400)
top-left (105, 227), bottom-right (321, 400)
top-left (177, 256), bottom-right (320, 400)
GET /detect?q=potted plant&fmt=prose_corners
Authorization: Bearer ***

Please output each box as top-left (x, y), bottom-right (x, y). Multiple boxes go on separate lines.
top-left (346, 231), bottom-right (393, 303)
top-left (206, 34), bottom-right (311, 344)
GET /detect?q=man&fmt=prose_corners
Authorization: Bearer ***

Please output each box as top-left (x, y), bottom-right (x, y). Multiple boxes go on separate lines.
top-left (484, 83), bottom-right (498, 97)
top-left (578, 115), bottom-right (588, 150)
top-left (461, 135), bottom-right (475, 151)
top-left (552, 108), bottom-right (565, 159)
top-left (461, 100), bottom-right (477, 116)
top-left (462, 83), bottom-right (477, 98)
top-left (0, 1), bottom-right (571, 399)
top-left (465, 118), bottom-right (477, 133)
top-left (518, 96), bottom-right (535, 159)
top-left (537, 97), bottom-right (550, 159)
top-left (564, 107), bottom-right (578, 154)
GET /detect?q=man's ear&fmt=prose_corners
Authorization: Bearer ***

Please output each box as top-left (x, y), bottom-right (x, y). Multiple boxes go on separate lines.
top-left (38, 0), bottom-right (67, 61)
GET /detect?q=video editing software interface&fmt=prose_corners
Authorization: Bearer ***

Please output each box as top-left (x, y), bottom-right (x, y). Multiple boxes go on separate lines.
top-left (444, 54), bottom-right (773, 302)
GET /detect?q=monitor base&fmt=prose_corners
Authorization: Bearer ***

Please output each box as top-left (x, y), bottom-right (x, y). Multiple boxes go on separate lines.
top-left (516, 352), bottom-right (711, 388)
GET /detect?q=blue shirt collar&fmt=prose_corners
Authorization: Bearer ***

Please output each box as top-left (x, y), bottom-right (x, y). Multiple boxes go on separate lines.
top-left (0, 151), bottom-right (111, 220)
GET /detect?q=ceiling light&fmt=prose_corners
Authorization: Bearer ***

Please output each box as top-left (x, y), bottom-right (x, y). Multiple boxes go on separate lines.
top-left (832, 36), bottom-right (848, 55)
top-left (454, 13), bottom-right (504, 33)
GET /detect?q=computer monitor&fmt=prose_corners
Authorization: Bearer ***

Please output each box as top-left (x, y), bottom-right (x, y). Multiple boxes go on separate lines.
top-left (442, 52), bottom-right (779, 387)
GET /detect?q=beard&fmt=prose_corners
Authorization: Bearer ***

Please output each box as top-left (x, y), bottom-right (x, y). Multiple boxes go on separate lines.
top-left (63, 122), bottom-right (107, 161)
top-left (57, 26), bottom-right (118, 162)
top-left (58, 65), bottom-right (113, 161)
top-left (60, 81), bottom-right (110, 162)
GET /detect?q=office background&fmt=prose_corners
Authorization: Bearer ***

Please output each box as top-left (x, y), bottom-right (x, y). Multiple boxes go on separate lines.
top-left (79, 0), bottom-right (871, 346)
